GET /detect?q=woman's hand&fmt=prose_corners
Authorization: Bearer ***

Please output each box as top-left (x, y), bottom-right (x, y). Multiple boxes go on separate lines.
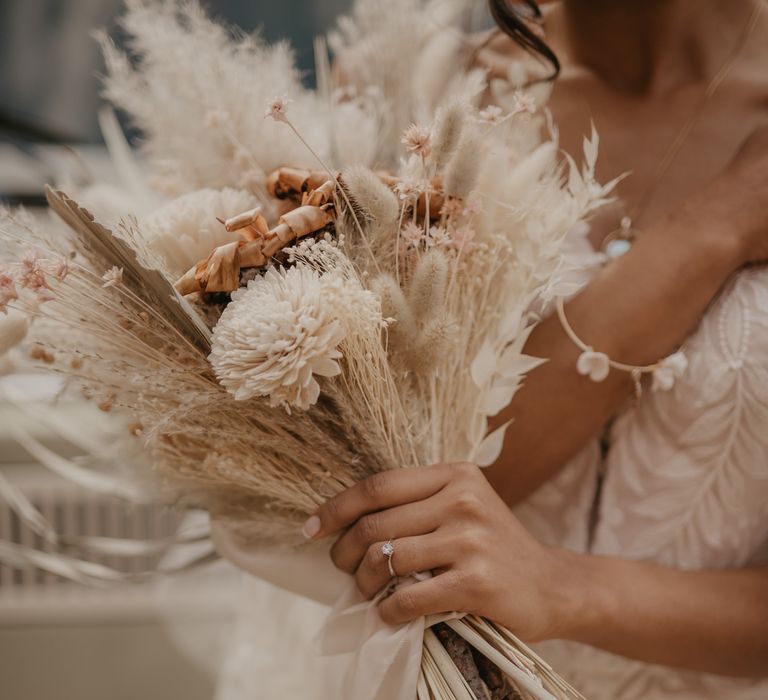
top-left (303, 463), bottom-right (578, 640)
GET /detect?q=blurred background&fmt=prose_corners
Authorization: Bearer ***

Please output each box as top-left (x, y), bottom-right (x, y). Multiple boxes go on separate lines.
top-left (0, 2), bottom-right (354, 699)
top-left (0, 0), bottom-right (353, 207)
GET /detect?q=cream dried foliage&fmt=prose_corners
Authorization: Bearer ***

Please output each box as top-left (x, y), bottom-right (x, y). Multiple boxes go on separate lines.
top-left (328, 0), bottom-right (476, 167)
top-left (0, 2), bottom-right (612, 696)
top-left (1, 217), bottom-right (379, 544)
top-left (98, 0), bottom-right (329, 194)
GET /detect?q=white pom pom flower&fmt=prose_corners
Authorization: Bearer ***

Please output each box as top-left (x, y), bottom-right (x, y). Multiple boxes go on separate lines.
top-left (142, 188), bottom-right (260, 276)
top-left (652, 351), bottom-right (688, 392)
top-left (209, 265), bottom-right (348, 411)
top-left (576, 349), bottom-right (610, 382)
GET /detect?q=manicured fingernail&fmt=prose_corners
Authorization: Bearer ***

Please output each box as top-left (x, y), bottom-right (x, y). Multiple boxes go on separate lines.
top-left (302, 515), bottom-right (321, 539)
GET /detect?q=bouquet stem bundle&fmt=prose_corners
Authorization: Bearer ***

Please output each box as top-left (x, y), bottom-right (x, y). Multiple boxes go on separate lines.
top-left (0, 1), bottom-right (618, 697)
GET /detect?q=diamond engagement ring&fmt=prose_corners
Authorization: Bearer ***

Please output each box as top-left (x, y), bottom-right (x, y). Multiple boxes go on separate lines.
top-left (381, 540), bottom-right (396, 578)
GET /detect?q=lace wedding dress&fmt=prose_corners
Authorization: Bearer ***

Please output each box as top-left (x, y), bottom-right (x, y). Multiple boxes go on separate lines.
top-left (517, 265), bottom-right (768, 699)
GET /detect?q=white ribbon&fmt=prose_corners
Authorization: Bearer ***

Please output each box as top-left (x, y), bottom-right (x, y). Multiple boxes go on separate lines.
top-left (317, 579), bottom-right (425, 700)
top-left (211, 518), bottom-right (458, 700)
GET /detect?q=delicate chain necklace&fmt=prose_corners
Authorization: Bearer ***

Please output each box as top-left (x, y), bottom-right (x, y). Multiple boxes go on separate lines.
top-left (601, 1), bottom-right (764, 259)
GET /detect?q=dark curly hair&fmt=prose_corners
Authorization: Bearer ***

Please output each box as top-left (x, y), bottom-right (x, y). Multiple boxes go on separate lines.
top-left (487, 0), bottom-right (560, 80)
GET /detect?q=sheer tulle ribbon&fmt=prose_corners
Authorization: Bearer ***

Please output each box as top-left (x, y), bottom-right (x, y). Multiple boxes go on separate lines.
top-left (211, 518), bottom-right (459, 700)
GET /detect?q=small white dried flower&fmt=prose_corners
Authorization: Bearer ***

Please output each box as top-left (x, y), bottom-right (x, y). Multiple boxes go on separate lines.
top-left (394, 179), bottom-right (420, 202)
top-left (101, 266), bottom-right (124, 288)
top-left (512, 90), bottom-right (537, 116)
top-left (401, 123), bottom-right (432, 158)
top-left (209, 265), bottom-right (346, 411)
top-left (265, 95), bottom-right (291, 123)
top-left (477, 105), bottom-right (505, 125)
top-left (427, 226), bottom-right (452, 249)
top-left (401, 221), bottom-right (424, 248)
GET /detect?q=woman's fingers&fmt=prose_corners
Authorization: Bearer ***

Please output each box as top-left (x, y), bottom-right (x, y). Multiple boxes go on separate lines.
top-left (330, 497), bottom-right (444, 574)
top-left (306, 465), bottom-right (456, 539)
top-left (354, 533), bottom-right (451, 599)
top-left (378, 570), bottom-right (468, 626)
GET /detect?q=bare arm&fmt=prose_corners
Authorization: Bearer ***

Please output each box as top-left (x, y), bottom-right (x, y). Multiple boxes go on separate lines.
top-left (314, 465), bottom-right (768, 676)
top-left (566, 551), bottom-right (768, 676)
top-left (486, 129), bottom-right (768, 505)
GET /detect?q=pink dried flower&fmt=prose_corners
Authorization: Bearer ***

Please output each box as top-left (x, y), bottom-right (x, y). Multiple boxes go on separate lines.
top-left (401, 123), bottom-right (432, 157)
top-left (35, 288), bottom-right (56, 304)
top-left (400, 221), bottom-right (424, 248)
top-left (102, 266), bottom-right (124, 288)
top-left (0, 266), bottom-right (19, 314)
top-left (265, 95), bottom-right (291, 123)
top-left (17, 250), bottom-right (49, 292)
top-left (47, 257), bottom-right (70, 282)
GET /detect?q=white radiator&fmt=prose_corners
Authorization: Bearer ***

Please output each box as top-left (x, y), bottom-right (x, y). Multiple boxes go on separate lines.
top-left (0, 464), bottom-right (191, 624)
top-left (0, 378), bottom-right (228, 625)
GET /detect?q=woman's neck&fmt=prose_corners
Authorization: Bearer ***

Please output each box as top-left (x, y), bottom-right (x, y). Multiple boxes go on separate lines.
top-left (555, 0), bottom-right (761, 94)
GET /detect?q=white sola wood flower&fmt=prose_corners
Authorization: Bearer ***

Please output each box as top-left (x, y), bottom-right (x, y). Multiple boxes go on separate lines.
top-left (142, 188), bottom-right (259, 277)
top-left (209, 265), bottom-right (347, 411)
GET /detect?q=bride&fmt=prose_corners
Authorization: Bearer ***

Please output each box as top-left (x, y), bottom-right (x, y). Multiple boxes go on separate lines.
top-left (211, 1), bottom-right (768, 698)
top-left (295, 1), bottom-right (768, 698)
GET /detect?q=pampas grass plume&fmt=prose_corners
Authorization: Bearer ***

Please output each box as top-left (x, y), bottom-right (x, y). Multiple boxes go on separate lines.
top-left (343, 166), bottom-right (400, 234)
top-left (407, 313), bottom-right (455, 374)
top-left (371, 273), bottom-right (417, 352)
top-left (444, 130), bottom-right (482, 199)
top-left (408, 249), bottom-right (448, 323)
top-left (431, 101), bottom-right (466, 172)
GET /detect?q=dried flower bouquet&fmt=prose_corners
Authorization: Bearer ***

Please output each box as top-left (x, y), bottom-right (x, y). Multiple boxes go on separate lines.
top-left (0, 1), bottom-right (617, 698)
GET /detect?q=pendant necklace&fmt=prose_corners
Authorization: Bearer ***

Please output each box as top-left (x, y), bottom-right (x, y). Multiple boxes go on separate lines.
top-left (600, 2), bottom-right (763, 261)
